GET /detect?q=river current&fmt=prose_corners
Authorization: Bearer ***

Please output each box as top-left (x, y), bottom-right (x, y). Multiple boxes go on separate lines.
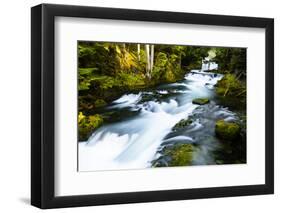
top-left (79, 67), bottom-right (241, 171)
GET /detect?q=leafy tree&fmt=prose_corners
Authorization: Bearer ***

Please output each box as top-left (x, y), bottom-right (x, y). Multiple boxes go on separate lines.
top-left (214, 47), bottom-right (246, 78)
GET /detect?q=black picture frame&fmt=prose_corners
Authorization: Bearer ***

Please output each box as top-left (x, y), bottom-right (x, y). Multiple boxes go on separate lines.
top-left (31, 3), bottom-right (274, 209)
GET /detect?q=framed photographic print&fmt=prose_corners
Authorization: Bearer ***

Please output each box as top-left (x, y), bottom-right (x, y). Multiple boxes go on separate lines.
top-left (31, 3), bottom-right (274, 209)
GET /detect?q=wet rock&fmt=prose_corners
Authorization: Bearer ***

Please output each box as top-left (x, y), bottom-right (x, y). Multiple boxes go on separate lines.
top-left (152, 156), bottom-right (170, 167)
top-left (215, 120), bottom-right (240, 141)
top-left (192, 98), bottom-right (210, 105)
top-left (172, 118), bottom-right (192, 131)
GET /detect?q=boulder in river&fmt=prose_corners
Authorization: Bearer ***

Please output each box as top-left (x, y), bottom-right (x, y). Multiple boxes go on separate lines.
top-left (215, 120), bottom-right (240, 141)
top-left (164, 144), bottom-right (195, 166)
top-left (192, 98), bottom-right (210, 105)
top-left (172, 118), bottom-right (192, 131)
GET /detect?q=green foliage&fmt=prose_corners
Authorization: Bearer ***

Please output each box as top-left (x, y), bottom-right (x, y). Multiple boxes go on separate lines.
top-left (78, 43), bottom-right (120, 76)
top-left (117, 73), bottom-right (145, 88)
top-left (116, 48), bottom-right (138, 71)
top-left (151, 52), bottom-right (182, 83)
top-left (78, 41), bottom-right (246, 115)
top-left (215, 120), bottom-right (241, 141)
top-left (78, 112), bottom-right (104, 141)
top-left (215, 74), bottom-right (246, 110)
top-left (164, 69), bottom-right (177, 82)
top-left (77, 42), bottom-right (220, 117)
top-left (165, 144), bottom-right (195, 166)
top-left (93, 75), bottom-right (122, 90)
top-left (94, 99), bottom-right (107, 108)
top-left (86, 73), bottom-right (145, 91)
top-left (214, 48), bottom-right (246, 76)
top-left (151, 52), bottom-right (168, 81)
top-left (78, 42), bottom-right (212, 93)
top-left (154, 52), bottom-right (168, 67)
top-left (192, 98), bottom-right (210, 105)
top-left (181, 46), bottom-right (210, 69)
top-left (216, 74), bottom-right (245, 97)
top-left (78, 44), bottom-right (97, 67)
top-left (78, 68), bottom-right (98, 91)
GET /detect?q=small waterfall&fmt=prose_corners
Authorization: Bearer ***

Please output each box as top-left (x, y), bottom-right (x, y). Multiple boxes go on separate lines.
top-left (201, 61), bottom-right (218, 71)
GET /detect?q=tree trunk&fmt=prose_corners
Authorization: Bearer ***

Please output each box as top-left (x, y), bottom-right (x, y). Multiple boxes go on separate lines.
top-left (150, 45), bottom-right (154, 71)
top-left (145, 44), bottom-right (150, 78)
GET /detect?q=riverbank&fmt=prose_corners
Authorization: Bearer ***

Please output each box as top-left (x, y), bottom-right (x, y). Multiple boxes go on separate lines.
top-left (79, 67), bottom-right (187, 112)
top-left (215, 73), bottom-right (246, 110)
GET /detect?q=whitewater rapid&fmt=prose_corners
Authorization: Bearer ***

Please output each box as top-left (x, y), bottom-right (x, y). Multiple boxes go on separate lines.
top-left (78, 70), bottom-right (224, 171)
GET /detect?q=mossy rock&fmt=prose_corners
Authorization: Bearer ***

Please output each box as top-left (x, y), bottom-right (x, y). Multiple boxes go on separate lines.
top-left (215, 120), bottom-right (240, 141)
top-left (78, 112), bottom-right (104, 141)
top-left (94, 99), bottom-right (107, 108)
top-left (165, 144), bottom-right (195, 166)
top-left (192, 98), bottom-right (210, 105)
top-left (172, 118), bottom-right (192, 131)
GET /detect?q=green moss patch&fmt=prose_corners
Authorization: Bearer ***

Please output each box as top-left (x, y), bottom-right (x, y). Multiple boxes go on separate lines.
top-left (165, 144), bottom-right (195, 166)
top-left (78, 112), bottom-right (104, 141)
top-left (192, 98), bottom-right (210, 105)
top-left (215, 120), bottom-right (240, 141)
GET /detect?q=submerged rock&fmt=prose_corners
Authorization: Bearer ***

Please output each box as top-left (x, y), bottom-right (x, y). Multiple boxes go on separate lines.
top-left (215, 120), bottom-right (240, 141)
top-left (172, 118), bottom-right (192, 131)
top-left (192, 98), bottom-right (210, 105)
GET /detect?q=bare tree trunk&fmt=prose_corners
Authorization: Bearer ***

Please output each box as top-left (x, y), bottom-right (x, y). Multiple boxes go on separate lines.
top-left (145, 44), bottom-right (150, 78)
top-left (137, 44), bottom-right (140, 61)
top-left (150, 45), bottom-right (154, 71)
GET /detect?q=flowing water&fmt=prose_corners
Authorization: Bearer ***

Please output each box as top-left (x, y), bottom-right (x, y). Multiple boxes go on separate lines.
top-left (79, 67), bottom-right (242, 171)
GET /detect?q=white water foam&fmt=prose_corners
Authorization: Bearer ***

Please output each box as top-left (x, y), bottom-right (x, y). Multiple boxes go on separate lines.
top-left (110, 93), bottom-right (142, 108)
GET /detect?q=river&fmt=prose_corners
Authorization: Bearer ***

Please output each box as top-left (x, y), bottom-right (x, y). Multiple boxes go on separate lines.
top-left (79, 66), bottom-right (243, 171)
